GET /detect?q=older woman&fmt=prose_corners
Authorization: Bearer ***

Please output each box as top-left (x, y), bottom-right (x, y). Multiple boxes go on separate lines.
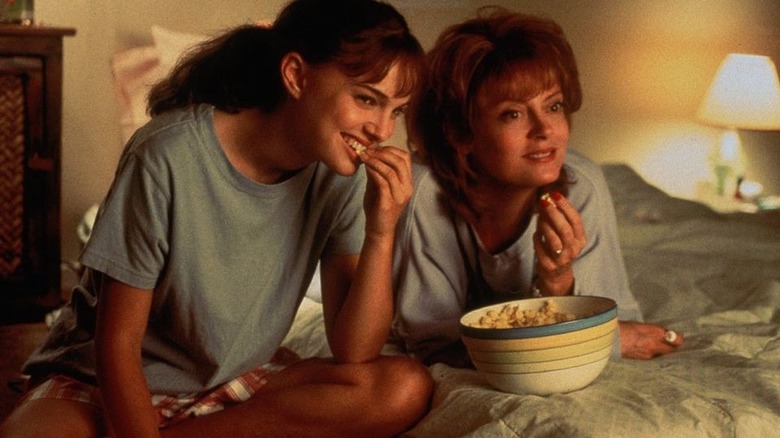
top-left (391, 7), bottom-right (683, 367)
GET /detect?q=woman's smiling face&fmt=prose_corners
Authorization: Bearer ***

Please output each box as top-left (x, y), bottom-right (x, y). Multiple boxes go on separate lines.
top-left (293, 61), bottom-right (410, 176)
top-left (465, 80), bottom-right (570, 191)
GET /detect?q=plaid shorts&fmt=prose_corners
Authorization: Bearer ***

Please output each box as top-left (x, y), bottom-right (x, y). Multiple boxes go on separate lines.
top-left (19, 347), bottom-right (301, 429)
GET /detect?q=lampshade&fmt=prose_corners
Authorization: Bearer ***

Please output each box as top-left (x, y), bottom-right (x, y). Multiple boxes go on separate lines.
top-left (696, 54), bottom-right (780, 130)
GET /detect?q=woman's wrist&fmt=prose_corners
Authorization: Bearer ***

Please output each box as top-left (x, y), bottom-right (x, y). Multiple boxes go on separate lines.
top-left (533, 274), bottom-right (575, 296)
top-left (362, 229), bottom-right (396, 253)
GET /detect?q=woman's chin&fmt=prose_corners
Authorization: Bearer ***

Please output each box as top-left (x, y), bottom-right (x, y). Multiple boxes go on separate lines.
top-left (328, 158), bottom-right (361, 177)
top-left (534, 170), bottom-right (562, 187)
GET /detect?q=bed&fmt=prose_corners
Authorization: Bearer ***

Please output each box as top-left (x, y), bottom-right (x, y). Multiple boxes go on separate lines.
top-left (282, 164), bottom-right (780, 437)
top-left (112, 28), bottom-right (780, 437)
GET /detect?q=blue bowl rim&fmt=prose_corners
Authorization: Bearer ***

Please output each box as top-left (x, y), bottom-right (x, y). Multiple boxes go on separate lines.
top-left (459, 295), bottom-right (618, 340)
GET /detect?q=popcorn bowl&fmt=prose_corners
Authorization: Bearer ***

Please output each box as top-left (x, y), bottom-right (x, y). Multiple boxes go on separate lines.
top-left (462, 317), bottom-right (617, 352)
top-left (459, 296), bottom-right (618, 395)
top-left (460, 296), bottom-right (617, 340)
top-left (471, 344), bottom-right (613, 374)
top-left (467, 330), bottom-right (615, 364)
top-left (482, 355), bottom-right (611, 395)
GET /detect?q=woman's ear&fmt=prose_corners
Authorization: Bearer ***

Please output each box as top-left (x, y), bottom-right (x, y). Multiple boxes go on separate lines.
top-left (280, 52), bottom-right (306, 100)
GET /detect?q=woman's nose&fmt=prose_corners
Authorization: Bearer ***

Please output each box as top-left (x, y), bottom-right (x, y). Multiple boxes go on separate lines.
top-left (528, 111), bottom-right (552, 138)
top-left (366, 113), bottom-right (395, 143)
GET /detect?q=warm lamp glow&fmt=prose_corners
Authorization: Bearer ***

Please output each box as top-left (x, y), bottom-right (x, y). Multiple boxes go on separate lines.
top-left (696, 54), bottom-right (780, 197)
top-left (697, 54), bottom-right (780, 130)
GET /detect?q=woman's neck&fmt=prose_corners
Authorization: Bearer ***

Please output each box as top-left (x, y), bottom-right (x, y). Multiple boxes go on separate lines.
top-left (213, 108), bottom-right (309, 184)
top-left (468, 186), bottom-right (537, 254)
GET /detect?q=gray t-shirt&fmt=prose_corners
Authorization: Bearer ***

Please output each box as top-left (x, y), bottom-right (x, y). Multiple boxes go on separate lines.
top-left (25, 104), bottom-right (366, 394)
top-left (391, 149), bottom-right (641, 363)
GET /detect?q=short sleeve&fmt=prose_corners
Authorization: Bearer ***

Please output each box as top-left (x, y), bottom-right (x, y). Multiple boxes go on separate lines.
top-left (567, 151), bottom-right (643, 322)
top-left (80, 144), bottom-right (170, 290)
top-left (322, 168), bottom-right (367, 256)
top-left (392, 165), bottom-right (470, 362)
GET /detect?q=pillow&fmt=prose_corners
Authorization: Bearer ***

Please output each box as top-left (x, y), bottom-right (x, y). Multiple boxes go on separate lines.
top-left (601, 163), bottom-right (719, 223)
top-left (306, 264), bottom-right (323, 302)
top-left (111, 26), bottom-right (209, 144)
top-left (110, 45), bottom-right (165, 143)
top-left (151, 25), bottom-right (209, 71)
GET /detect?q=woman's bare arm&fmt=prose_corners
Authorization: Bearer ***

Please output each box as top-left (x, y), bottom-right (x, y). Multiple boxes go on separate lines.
top-left (95, 276), bottom-right (160, 437)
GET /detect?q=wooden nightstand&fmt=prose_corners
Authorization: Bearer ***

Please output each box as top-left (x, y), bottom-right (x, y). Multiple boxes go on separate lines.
top-left (0, 24), bottom-right (75, 322)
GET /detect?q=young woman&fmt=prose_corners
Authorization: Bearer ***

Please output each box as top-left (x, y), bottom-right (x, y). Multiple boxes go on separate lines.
top-left (1, 1), bottom-right (432, 437)
top-left (391, 8), bottom-right (684, 368)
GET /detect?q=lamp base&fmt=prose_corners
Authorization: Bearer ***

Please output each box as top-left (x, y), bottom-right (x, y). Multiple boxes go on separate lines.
top-left (713, 164), bottom-right (731, 196)
top-left (695, 181), bottom-right (758, 213)
top-left (710, 128), bottom-right (744, 198)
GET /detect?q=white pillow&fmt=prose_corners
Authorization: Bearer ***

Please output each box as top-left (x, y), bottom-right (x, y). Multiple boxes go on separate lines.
top-left (111, 26), bottom-right (209, 143)
top-left (110, 45), bottom-right (165, 143)
top-left (151, 25), bottom-right (209, 71)
top-left (306, 263), bottom-right (323, 302)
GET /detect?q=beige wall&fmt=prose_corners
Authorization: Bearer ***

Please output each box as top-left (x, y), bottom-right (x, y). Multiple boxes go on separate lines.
top-left (34, 0), bottom-right (780, 291)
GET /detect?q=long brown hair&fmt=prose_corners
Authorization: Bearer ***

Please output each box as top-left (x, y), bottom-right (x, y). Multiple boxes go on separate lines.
top-left (148, 0), bottom-right (424, 116)
top-left (407, 7), bottom-right (581, 221)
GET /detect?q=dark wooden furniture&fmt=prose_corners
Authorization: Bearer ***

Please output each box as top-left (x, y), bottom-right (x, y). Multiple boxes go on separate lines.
top-left (0, 25), bottom-right (75, 323)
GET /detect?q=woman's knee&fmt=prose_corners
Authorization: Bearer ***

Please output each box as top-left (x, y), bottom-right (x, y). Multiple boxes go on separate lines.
top-left (0, 399), bottom-right (104, 438)
top-left (370, 356), bottom-right (433, 421)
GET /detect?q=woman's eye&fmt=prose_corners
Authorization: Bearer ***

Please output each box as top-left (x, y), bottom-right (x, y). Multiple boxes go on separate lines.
top-left (501, 110), bottom-right (522, 121)
top-left (550, 101), bottom-right (565, 112)
top-left (392, 106), bottom-right (407, 118)
top-left (357, 95), bottom-right (377, 106)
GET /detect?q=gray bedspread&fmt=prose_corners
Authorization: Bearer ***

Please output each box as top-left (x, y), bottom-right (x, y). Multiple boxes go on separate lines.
top-left (283, 164), bottom-right (780, 437)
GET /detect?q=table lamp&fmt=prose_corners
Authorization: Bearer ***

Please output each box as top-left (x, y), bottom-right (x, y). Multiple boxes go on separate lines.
top-left (696, 53), bottom-right (780, 196)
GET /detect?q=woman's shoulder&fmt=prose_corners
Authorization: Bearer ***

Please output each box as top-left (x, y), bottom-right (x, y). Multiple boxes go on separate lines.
top-left (119, 105), bottom-right (213, 166)
top-left (565, 149), bottom-right (602, 177)
top-left (564, 149), bottom-right (615, 220)
top-left (398, 159), bottom-right (459, 238)
top-left (130, 105), bottom-right (210, 145)
top-left (408, 159), bottom-right (449, 211)
top-left (565, 148), bottom-right (610, 193)
top-left (409, 157), bottom-right (442, 194)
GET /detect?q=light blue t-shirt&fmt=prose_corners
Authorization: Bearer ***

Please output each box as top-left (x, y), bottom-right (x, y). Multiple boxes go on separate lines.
top-left (25, 105), bottom-right (366, 393)
top-left (391, 149), bottom-right (641, 363)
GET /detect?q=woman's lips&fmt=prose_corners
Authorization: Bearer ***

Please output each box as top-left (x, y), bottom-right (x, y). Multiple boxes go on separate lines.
top-left (525, 149), bottom-right (556, 161)
top-left (343, 134), bottom-right (368, 154)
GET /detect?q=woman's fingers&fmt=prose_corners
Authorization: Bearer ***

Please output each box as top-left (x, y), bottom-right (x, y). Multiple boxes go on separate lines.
top-left (534, 193), bottom-right (585, 295)
top-left (535, 222), bottom-right (564, 260)
top-left (360, 146), bottom-right (413, 237)
top-left (538, 192), bottom-right (585, 258)
top-left (619, 321), bottom-right (684, 359)
top-left (550, 193), bottom-right (585, 244)
top-left (362, 146), bottom-right (412, 204)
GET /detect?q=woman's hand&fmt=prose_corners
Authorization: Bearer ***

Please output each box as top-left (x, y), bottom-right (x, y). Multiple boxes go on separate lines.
top-left (322, 145), bottom-right (411, 363)
top-left (359, 146), bottom-right (413, 238)
top-left (533, 192), bottom-right (586, 295)
top-left (619, 321), bottom-right (684, 359)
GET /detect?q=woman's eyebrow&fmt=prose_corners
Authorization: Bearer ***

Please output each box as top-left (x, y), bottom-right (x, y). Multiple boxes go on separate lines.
top-left (544, 88), bottom-right (563, 99)
top-left (356, 83), bottom-right (390, 106)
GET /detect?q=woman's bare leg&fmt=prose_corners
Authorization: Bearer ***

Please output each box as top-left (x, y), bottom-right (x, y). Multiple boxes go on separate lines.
top-left (1, 355), bottom-right (433, 438)
top-left (162, 355), bottom-right (433, 438)
top-left (0, 398), bottom-right (105, 438)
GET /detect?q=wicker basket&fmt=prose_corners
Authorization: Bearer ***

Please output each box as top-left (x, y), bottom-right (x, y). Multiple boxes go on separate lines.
top-left (0, 73), bottom-right (25, 277)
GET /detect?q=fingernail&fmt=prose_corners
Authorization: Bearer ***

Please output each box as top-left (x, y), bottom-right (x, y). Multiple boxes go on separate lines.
top-left (551, 192), bottom-right (564, 202)
top-left (540, 192), bottom-right (556, 208)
